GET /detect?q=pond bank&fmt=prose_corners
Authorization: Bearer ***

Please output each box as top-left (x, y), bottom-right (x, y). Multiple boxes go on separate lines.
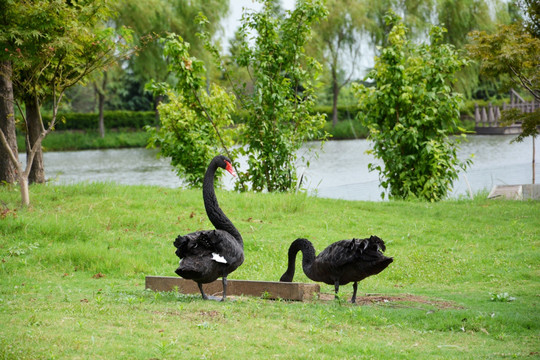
top-left (18, 135), bottom-right (538, 201)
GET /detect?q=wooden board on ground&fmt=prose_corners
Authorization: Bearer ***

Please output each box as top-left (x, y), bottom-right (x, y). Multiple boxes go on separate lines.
top-left (145, 276), bottom-right (320, 301)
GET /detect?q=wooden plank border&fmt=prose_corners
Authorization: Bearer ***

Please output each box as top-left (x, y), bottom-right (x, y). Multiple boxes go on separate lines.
top-left (145, 276), bottom-right (320, 301)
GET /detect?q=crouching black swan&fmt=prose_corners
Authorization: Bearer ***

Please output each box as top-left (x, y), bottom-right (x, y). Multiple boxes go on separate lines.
top-left (279, 236), bottom-right (393, 303)
top-left (173, 155), bottom-right (243, 301)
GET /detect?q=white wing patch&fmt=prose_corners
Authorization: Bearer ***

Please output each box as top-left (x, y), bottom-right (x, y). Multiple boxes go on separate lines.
top-left (211, 253), bottom-right (227, 264)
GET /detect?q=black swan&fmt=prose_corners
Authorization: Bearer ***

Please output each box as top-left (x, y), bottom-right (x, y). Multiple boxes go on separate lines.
top-left (279, 236), bottom-right (393, 303)
top-left (173, 155), bottom-right (243, 301)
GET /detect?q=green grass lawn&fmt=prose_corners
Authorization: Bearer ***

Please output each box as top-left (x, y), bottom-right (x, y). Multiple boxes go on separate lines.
top-left (1, 183), bottom-right (539, 359)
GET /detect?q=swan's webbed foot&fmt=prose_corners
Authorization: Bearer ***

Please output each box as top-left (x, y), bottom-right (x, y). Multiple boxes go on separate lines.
top-left (197, 282), bottom-right (223, 301)
top-left (197, 280), bottom-right (231, 301)
top-left (198, 283), bottom-right (209, 300)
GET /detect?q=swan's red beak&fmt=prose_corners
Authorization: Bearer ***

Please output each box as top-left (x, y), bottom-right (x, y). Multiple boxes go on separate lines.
top-left (225, 161), bottom-right (236, 177)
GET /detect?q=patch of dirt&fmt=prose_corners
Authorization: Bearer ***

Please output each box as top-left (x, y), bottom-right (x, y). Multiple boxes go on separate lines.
top-left (198, 310), bottom-right (221, 318)
top-left (318, 293), bottom-right (463, 309)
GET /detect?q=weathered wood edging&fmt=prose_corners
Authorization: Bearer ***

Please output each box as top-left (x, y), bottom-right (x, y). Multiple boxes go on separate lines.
top-left (145, 276), bottom-right (320, 301)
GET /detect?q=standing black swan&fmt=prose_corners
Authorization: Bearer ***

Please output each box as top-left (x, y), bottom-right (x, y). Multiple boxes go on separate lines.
top-left (173, 155), bottom-right (243, 301)
top-left (279, 236), bottom-right (393, 303)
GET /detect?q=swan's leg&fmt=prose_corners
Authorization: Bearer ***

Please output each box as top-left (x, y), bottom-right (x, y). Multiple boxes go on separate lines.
top-left (221, 276), bottom-right (228, 301)
top-left (351, 281), bottom-right (358, 304)
top-left (334, 280), bottom-right (340, 300)
top-left (197, 283), bottom-right (209, 300)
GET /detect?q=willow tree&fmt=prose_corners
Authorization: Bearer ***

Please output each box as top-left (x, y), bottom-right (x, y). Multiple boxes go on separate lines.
top-left (115, 0), bottom-right (229, 124)
top-left (310, 0), bottom-right (368, 126)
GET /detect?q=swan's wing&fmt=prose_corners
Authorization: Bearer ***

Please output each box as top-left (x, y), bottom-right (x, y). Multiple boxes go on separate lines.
top-left (210, 230), bottom-right (244, 266)
top-left (173, 230), bottom-right (220, 259)
top-left (175, 230), bottom-right (243, 266)
top-left (317, 239), bottom-right (358, 268)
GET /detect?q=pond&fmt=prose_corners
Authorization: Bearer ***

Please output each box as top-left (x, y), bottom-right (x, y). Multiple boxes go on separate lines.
top-left (22, 135), bottom-right (538, 201)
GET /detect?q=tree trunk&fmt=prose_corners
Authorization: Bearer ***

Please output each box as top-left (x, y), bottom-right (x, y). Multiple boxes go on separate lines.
top-left (25, 96), bottom-right (45, 184)
top-left (331, 78), bottom-right (340, 127)
top-left (96, 72), bottom-right (107, 138)
top-left (19, 176), bottom-right (29, 206)
top-left (0, 60), bottom-right (18, 184)
top-left (98, 89), bottom-right (105, 138)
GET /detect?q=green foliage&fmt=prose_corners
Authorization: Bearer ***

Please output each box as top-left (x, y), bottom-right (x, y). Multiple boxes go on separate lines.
top-left (114, 0), bottom-right (229, 88)
top-left (467, 24), bottom-right (540, 101)
top-left (355, 12), bottom-right (471, 201)
top-left (309, 0), bottom-right (368, 125)
top-left (147, 1), bottom-right (329, 192)
top-left (145, 35), bottom-right (236, 188)
top-left (1, 0), bottom-right (135, 100)
top-left (467, 23), bottom-right (540, 142)
top-left (229, 0), bottom-right (329, 192)
top-left (500, 108), bottom-right (540, 142)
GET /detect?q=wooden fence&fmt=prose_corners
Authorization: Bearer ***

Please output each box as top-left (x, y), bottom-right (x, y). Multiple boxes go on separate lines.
top-left (475, 89), bottom-right (539, 135)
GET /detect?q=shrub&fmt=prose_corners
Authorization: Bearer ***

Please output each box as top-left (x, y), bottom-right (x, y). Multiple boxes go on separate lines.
top-left (41, 111), bottom-right (155, 131)
top-left (354, 12), bottom-right (472, 201)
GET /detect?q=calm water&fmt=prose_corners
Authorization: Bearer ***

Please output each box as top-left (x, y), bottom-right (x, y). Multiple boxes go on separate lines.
top-left (23, 135), bottom-right (537, 201)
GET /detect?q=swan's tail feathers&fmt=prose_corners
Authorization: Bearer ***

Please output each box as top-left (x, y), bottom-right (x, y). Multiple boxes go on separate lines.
top-left (174, 235), bottom-right (192, 259)
top-left (368, 235), bottom-right (386, 252)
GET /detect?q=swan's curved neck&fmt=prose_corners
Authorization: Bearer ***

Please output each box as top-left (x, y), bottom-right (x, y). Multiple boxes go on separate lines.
top-left (203, 159), bottom-right (243, 246)
top-left (281, 238), bottom-right (316, 281)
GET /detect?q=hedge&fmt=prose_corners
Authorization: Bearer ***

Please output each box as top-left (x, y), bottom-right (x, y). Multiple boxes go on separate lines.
top-left (41, 110), bottom-right (156, 131)
top-left (42, 104), bottom-right (471, 135)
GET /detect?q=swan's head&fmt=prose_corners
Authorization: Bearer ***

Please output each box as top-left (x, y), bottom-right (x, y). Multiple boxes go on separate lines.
top-left (215, 155), bottom-right (236, 176)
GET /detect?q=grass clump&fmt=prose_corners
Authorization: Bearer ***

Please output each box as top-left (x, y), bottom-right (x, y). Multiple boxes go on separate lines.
top-left (0, 183), bottom-right (539, 359)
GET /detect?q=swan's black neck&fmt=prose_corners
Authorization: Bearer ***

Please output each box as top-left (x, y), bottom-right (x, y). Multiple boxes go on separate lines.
top-left (280, 238), bottom-right (316, 282)
top-left (203, 158), bottom-right (243, 247)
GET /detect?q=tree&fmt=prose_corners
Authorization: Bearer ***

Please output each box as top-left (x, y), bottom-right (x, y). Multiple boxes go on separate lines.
top-left (0, 0), bottom-right (134, 206)
top-left (436, 0), bottom-right (498, 98)
top-left (311, 0), bottom-right (368, 127)
top-left (146, 35), bottom-right (236, 188)
top-left (467, 3), bottom-right (540, 183)
top-left (230, 0), bottom-right (328, 192)
top-left (364, 0), bottom-right (434, 49)
top-left (148, 0), bottom-right (328, 192)
top-left (114, 0), bottom-right (229, 124)
top-left (354, 12), bottom-right (471, 201)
